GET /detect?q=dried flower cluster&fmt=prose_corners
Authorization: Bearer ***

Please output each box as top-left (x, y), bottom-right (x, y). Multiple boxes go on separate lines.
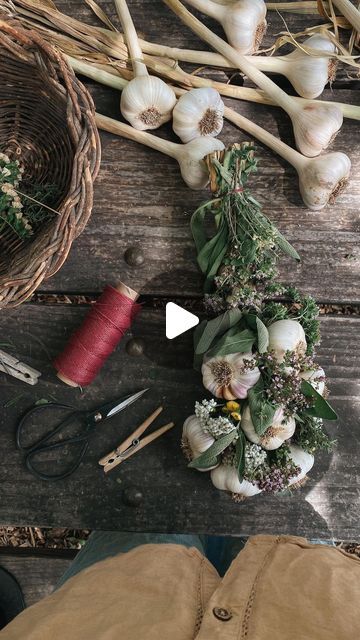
top-left (0, 152), bottom-right (32, 238)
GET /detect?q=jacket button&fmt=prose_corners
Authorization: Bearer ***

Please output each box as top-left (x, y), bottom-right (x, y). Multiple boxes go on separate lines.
top-left (213, 607), bottom-right (232, 621)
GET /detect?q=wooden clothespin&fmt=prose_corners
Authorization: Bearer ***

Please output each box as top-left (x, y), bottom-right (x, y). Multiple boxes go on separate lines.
top-left (0, 350), bottom-right (41, 385)
top-left (99, 406), bottom-right (174, 474)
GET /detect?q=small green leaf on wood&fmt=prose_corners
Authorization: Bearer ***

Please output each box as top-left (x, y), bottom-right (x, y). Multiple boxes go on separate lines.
top-left (248, 378), bottom-right (276, 436)
top-left (188, 430), bottom-right (237, 469)
top-left (301, 380), bottom-right (338, 421)
top-left (256, 317), bottom-right (269, 354)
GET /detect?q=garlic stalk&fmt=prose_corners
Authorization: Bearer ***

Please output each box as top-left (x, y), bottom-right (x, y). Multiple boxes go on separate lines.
top-left (266, 1), bottom-right (328, 13)
top-left (95, 112), bottom-right (224, 189)
top-left (173, 87), bottom-right (225, 142)
top-left (185, 0), bottom-right (267, 53)
top-left (211, 464), bottom-right (263, 498)
top-left (332, 0), bottom-right (360, 34)
top-left (223, 106), bottom-right (351, 210)
top-left (114, 0), bottom-right (176, 129)
top-left (241, 406), bottom-right (296, 450)
top-left (182, 415), bottom-right (218, 471)
top-left (164, 0), bottom-right (344, 156)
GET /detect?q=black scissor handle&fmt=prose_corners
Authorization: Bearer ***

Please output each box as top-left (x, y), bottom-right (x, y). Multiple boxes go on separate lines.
top-left (24, 437), bottom-right (89, 482)
top-left (16, 403), bottom-right (78, 452)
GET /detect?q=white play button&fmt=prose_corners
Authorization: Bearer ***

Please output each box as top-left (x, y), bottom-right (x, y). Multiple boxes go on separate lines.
top-left (166, 302), bottom-right (199, 339)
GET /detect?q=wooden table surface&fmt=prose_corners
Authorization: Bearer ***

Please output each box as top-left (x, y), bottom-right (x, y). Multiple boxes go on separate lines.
top-left (0, 0), bottom-right (359, 539)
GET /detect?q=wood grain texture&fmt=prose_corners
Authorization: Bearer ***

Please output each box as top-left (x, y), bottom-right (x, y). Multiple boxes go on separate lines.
top-left (0, 553), bottom-right (72, 606)
top-left (0, 305), bottom-right (358, 539)
top-left (32, 0), bottom-right (360, 303)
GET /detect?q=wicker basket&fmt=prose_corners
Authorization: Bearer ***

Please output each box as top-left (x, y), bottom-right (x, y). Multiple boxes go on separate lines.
top-left (0, 19), bottom-right (101, 307)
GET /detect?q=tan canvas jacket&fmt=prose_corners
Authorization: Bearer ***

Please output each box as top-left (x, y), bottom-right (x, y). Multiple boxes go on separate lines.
top-left (1, 535), bottom-right (360, 639)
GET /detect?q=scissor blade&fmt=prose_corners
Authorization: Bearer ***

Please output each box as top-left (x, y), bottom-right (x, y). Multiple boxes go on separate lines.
top-left (105, 389), bottom-right (149, 419)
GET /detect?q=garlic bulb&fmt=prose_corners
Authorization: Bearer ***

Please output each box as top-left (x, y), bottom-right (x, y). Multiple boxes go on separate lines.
top-left (300, 367), bottom-right (326, 396)
top-left (287, 444), bottom-right (315, 488)
top-left (291, 102), bottom-right (343, 158)
top-left (241, 405), bottom-right (296, 450)
top-left (202, 352), bottom-right (260, 400)
top-left (173, 88), bottom-right (225, 143)
top-left (211, 464), bottom-right (262, 498)
top-left (298, 152), bottom-right (351, 211)
top-left (115, 0), bottom-right (176, 129)
top-left (182, 415), bottom-right (217, 471)
top-left (268, 320), bottom-right (307, 363)
top-left (120, 76), bottom-right (177, 130)
top-left (186, 0), bottom-right (266, 54)
top-left (175, 137), bottom-right (225, 189)
top-left (249, 34), bottom-right (337, 100)
top-left (95, 113), bottom-right (225, 190)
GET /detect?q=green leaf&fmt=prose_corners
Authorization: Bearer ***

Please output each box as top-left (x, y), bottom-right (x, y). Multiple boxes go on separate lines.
top-left (256, 317), bottom-right (269, 354)
top-left (194, 309), bottom-right (242, 356)
top-left (235, 430), bottom-right (246, 481)
top-left (275, 231), bottom-right (301, 262)
top-left (301, 380), bottom-right (338, 421)
top-left (248, 378), bottom-right (276, 436)
top-left (206, 328), bottom-right (255, 358)
top-left (188, 430), bottom-right (237, 469)
top-left (190, 201), bottom-right (213, 253)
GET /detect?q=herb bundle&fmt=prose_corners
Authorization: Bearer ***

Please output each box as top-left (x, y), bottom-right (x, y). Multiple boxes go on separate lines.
top-left (183, 143), bottom-right (336, 500)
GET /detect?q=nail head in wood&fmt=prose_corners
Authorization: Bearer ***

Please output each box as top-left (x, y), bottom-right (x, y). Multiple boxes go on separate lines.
top-left (124, 246), bottom-right (144, 267)
top-left (126, 337), bottom-right (145, 357)
top-left (122, 486), bottom-right (143, 507)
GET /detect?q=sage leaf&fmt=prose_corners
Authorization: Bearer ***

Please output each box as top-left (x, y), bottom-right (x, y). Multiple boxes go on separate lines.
top-left (248, 378), bottom-right (276, 436)
top-left (206, 328), bottom-right (255, 358)
top-left (188, 430), bottom-right (237, 469)
top-left (275, 231), bottom-right (301, 262)
top-left (236, 430), bottom-right (246, 481)
top-left (194, 309), bottom-right (242, 356)
top-left (301, 380), bottom-right (338, 421)
top-left (256, 317), bottom-right (269, 354)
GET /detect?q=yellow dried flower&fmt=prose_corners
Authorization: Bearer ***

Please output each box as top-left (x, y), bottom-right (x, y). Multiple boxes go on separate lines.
top-left (226, 401), bottom-right (240, 411)
top-left (231, 411), bottom-right (241, 421)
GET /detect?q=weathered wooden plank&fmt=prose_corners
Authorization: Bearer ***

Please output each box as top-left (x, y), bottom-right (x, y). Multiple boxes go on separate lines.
top-left (0, 305), bottom-right (358, 539)
top-left (0, 553), bottom-right (72, 606)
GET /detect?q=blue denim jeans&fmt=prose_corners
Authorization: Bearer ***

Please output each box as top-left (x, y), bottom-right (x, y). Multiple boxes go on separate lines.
top-left (57, 532), bottom-right (335, 588)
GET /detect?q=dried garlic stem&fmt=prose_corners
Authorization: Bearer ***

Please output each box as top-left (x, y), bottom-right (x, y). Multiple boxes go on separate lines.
top-left (114, 0), bottom-right (147, 76)
top-left (332, 0), bottom-right (360, 33)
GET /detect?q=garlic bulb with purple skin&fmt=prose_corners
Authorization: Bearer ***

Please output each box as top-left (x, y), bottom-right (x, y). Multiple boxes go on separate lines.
top-left (182, 415), bottom-right (218, 471)
top-left (202, 353), bottom-right (260, 400)
top-left (287, 445), bottom-right (315, 488)
top-left (211, 464), bottom-right (262, 499)
top-left (267, 320), bottom-right (307, 363)
top-left (241, 405), bottom-right (296, 450)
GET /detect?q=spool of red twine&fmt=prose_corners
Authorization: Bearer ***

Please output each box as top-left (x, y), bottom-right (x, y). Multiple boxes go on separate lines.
top-left (54, 283), bottom-right (141, 387)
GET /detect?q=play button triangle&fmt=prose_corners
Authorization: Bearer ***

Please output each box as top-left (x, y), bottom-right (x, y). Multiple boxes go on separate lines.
top-left (166, 302), bottom-right (199, 340)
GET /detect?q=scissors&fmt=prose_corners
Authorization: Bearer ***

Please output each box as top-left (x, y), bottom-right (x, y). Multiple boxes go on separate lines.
top-left (16, 389), bottom-right (148, 482)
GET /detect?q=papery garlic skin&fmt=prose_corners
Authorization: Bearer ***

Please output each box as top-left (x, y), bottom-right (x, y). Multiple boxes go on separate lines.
top-left (300, 367), bottom-right (326, 396)
top-left (241, 405), bottom-right (296, 450)
top-left (120, 76), bottom-right (177, 130)
top-left (173, 88), bottom-right (225, 143)
top-left (287, 445), bottom-right (315, 487)
top-left (202, 352), bottom-right (260, 400)
top-left (211, 464), bottom-right (262, 497)
top-left (268, 320), bottom-right (307, 363)
top-left (284, 34), bottom-right (337, 100)
top-left (292, 103), bottom-right (343, 158)
top-left (176, 137), bottom-right (225, 190)
top-left (221, 0), bottom-right (267, 54)
top-left (298, 152), bottom-right (351, 211)
top-left (182, 415), bottom-right (217, 471)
